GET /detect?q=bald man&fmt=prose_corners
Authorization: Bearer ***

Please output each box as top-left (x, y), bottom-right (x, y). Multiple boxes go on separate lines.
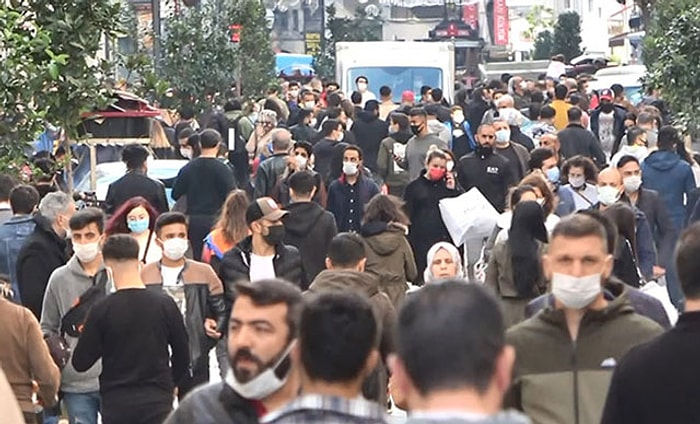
top-left (596, 167), bottom-right (658, 281)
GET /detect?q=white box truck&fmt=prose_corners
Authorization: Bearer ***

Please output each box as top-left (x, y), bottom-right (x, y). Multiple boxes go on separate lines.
top-left (335, 41), bottom-right (455, 103)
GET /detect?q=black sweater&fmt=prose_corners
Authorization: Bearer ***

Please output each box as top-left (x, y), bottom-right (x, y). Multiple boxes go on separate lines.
top-left (72, 288), bottom-right (189, 400)
top-left (457, 150), bottom-right (517, 213)
top-left (171, 157), bottom-right (235, 216)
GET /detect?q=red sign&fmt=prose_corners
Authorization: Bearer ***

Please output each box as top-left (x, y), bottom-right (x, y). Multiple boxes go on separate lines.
top-left (493, 0), bottom-right (509, 46)
top-left (229, 24), bottom-right (241, 43)
top-left (462, 3), bottom-right (479, 30)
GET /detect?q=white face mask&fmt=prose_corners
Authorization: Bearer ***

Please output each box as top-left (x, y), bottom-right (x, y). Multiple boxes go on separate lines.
top-left (452, 112), bottom-right (465, 124)
top-left (73, 241), bottom-right (101, 263)
top-left (336, 131), bottom-right (345, 142)
top-left (598, 185), bottom-right (621, 206)
top-left (343, 161), bottom-right (359, 176)
top-left (295, 154), bottom-right (308, 169)
top-left (180, 148), bottom-right (193, 160)
top-left (303, 101), bottom-right (316, 110)
top-left (569, 176), bottom-right (586, 189)
top-left (289, 90), bottom-right (299, 99)
top-left (162, 238), bottom-right (189, 261)
top-left (551, 272), bottom-right (602, 309)
top-left (225, 343), bottom-right (294, 400)
top-left (357, 82), bottom-right (368, 92)
top-left (623, 175), bottom-right (642, 193)
top-left (495, 129), bottom-right (511, 144)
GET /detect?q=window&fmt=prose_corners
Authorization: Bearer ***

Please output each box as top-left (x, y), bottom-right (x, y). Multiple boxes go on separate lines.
top-left (348, 67), bottom-right (443, 103)
top-left (292, 10), bottom-right (299, 32)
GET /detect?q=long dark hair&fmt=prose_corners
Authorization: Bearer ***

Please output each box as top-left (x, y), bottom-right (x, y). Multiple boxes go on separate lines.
top-left (509, 201), bottom-right (548, 297)
top-left (602, 203), bottom-right (638, 261)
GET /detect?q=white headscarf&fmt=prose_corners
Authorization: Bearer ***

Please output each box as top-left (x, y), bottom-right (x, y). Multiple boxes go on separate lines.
top-left (423, 242), bottom-right (465, 283)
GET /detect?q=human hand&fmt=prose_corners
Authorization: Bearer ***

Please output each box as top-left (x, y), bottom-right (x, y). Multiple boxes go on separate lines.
top-left (204, 318), bottom-right (221, 339)
top-left (445, 171), bottom-right (456, 189)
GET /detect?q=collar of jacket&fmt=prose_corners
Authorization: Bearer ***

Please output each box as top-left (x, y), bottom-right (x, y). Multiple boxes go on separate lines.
top-left (339, 172), bottom-right (365, 185)
top-left (236, 236), bottom-right (285, 264)
top-left (566, 123), bottom-right (586, 130)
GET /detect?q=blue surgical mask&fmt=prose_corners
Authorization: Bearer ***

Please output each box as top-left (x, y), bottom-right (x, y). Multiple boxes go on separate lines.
top-left (545, 166), bottom-right (560, 183)
top-left (127, 218), bottom-right (150, 234)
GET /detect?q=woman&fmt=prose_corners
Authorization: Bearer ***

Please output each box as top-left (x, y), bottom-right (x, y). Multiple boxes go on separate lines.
top-left (202, 190), bottom-right (250, 273)
top-left (361, 194), bottom-right (417, 308)
top-left (403, 146), bottom-right (462, 285)
top-left (485, 185), bottom-right (539, 260)
top-left (559, 155), bottom-right (600, 211)
top-left (602, 203), bottom-right (643, 288)
top-left (178, 128), bottom-right (200, 160)
top-left (486, 201), bottom-right (548, 327)
top-left (519, 173), bottom-right (561, 233)
top-left (245, 109), bottom-right (277, 165)
top-left (423, 241), bottom-right (465, 283)
top-left (271, 141), bottom-right (328, 207)
top-left (105, 196), bottom-right (161, 263)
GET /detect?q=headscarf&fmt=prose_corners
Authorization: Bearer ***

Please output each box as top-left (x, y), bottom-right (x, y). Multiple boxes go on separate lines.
top-left (424, 242), bottom-right (465, 283)
top-left (509, 201), bottom-right (548, 297)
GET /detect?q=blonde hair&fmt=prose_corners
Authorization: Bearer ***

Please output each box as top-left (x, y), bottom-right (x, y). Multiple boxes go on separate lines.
top-left (214, 190), bottom-right (250, 245)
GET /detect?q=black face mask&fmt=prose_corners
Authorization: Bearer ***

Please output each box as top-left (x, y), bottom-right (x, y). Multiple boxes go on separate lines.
top-left (410, 124), bottom-right (423, 136)
top-left (263, 225), bottom-right (285, 245)
top-left (475, 143), bottom-right (493, 156)
top-left (600, 103), bottom-right (614, 113)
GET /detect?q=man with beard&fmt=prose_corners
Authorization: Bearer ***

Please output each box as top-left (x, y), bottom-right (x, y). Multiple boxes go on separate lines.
top-left (164, 279), bottom-right (303, 424)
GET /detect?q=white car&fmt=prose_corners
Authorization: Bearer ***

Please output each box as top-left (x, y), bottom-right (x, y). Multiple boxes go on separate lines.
top-left (590, 65), bottom-right (646, 105)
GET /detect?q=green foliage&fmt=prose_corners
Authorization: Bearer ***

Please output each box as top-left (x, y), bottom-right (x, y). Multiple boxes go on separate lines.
top-left (552, 11), bottom-right (582, 62)
top-left (644, 0), bottom-right (700, 130)
top-left (313, 5), bottom-right (383, 80)
top-left (231, 0), bottom-right (276, 100)
top-left (533, 30), bottom-right (554, 60)
top-left (523, 5), bottom-right (554, 41)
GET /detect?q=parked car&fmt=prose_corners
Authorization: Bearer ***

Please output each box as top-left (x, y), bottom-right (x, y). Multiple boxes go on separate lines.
top-left (589, 65), bottom-right (646, 106)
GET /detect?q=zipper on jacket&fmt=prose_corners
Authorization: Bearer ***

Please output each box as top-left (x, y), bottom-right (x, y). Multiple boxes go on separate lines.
top-left (571, 340), bottom-right (580, 424)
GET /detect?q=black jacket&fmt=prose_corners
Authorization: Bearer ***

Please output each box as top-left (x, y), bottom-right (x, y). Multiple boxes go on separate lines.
top-left (290, 123), bottom-right (320, 144)
top-left (164, 381), bottom-right (258, 424)
top-left (218, 236), bottom-right (304, 309)
top-left (557, 123), bottom-right (607, 168)
top-left (283, 201), bottom-right (337, 283)
top-left (629, 188), bottom-right (677, 269)
top-left (601, 311), bottom-right (700, 424)
top-left (466, 97), bottom-right (492, 136)
top-left (16, 215), bottom-right (69, 319)
top-left (590, 104), bottom-right (627, 155)
top-left (253, 153), bottom-right (288, 199)
top-left (104, 171), bottom-right (169, 215)
top-left (457, 150), bottom-right (517, 213)
top-left (312, 138), bottom-right (340, 184)
top-left (351, 110), bottom-right (388, 172)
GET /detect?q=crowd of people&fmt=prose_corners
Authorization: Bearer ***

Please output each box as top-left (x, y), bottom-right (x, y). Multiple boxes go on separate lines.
top-left (2, 70), bottom-right (700, 424)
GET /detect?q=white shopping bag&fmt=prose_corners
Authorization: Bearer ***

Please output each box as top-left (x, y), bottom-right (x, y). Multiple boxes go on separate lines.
top-left (439, 188), bottom-right (499, 246)
top-left (640, 276), bottom-right (678, 326)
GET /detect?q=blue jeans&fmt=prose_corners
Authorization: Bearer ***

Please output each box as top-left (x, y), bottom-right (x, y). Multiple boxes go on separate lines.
top-left (62, 391), bottom-right (100, 424)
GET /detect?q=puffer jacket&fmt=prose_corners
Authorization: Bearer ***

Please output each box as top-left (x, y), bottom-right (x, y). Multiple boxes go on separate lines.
top-left (505, 290), bottom-right (663, 424)
top-left (142, 260), bottom-right (228, 368)
top-left (361, 222), bottom-right (417, 308)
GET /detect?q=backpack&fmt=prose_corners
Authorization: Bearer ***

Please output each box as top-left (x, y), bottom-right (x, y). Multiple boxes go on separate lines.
top-left (60, 269), bottom-right (109, 338)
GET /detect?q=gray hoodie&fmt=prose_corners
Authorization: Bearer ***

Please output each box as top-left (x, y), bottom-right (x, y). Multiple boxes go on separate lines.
top-left (40, 256), bottom-right (105, 393)
top-left (405, 411), bottom-right (531, 424)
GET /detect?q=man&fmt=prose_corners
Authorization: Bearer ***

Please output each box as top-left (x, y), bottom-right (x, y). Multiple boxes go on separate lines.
top-left (427, 88), bottom-right (452, 122)
top-left (601, 222), bottom-right (700, 423)
top-left (104, 144), bottom-right (169, 215)
top-left (307, 232), bottom-right (396, 406)
top-left (595, 166), bottom-right (657, 281)
top-left (283, 171), bottom-right (337, 283)
top-left (272, 141), bottom-right (327, 207)
top-left (445, 106), bottom-right (477, 160)
top-left (355, 75), bottom-right (376, 106)
top-left (611, 83), bottom-right (636, 113)
top-left (524, 105), bottom-right (556, 143)
top-left (17, 191), bottom-right (74, 319)
top-left (326, 145), bottom-right (380, 233)
top-left (550, 84), bottom-right (572, 130)
top-left (219, 197), bottom-right (303, 299)
top-left (71, 235), bottom-right (188, 424)
top-left (557, 107), bottom-right (607, 168)
top-left (40, 207), bottom-right (107, 423)
top-left (610, 126), bottom-right (649, 167)
top-left (590, 88), bottom-right (627, 157)
top-left (165, 279), bottom-right (302, 424)
top-left (377, 112), bottom-right (413, 196)
top-left (400, 108), bottom-right (448, 180)
top-left (425, 104), bottom-right (451, 144)
top-left (492, 118), bottom-right (529, 181)
top-left (540, 132), bottom-right (563, 163)
top-left (378, 85), bottom-right (398, 121)
top-left (636, 111), bottom-right (659, 148)
top-left (289, 109), bottom-right (319, 144)
top-left (466, 86), bottom-right (494, 138)
top-left (141, 212), bottom-right (228, 398)
top-left (352, 100), bottom-right (389, 173)
top-left (508, 75), bottom-right (530, 111)
top-left (206, 99), bottom-right (254, 188)
top-left (313, 119), bottom-right (345, 184)
top-left (263, 292), bottom-right (386, 424)
top-left (400, 90), bottom-right (415, 110)
top-left (0, 174), bottom-right (17, 224)
top-left (0, 185), bottom-right (39, 303)
top-left (390, 281), bottom-right (530, 424)
top-left (505, 214), bottom-right (663, 424)
top-left (254, 129), bottom-right (293, 199)
top-left (457, 123), bottom-right (516, 213)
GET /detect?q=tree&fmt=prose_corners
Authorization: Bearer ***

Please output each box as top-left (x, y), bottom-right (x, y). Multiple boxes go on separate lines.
top-left (523, 5), bottom-right (554, 41)
top-left (552, 11), bottom-right (582, 61)
top-left (533, 30), bottom-right (554, 60)
top-left (313, 5), bottom-right (383, 80)
top-left (644, 0), bottom-right (700, 130)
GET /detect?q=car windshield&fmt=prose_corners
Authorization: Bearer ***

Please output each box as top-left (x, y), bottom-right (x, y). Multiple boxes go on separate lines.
top-left (348, 67), bottom-right (443, 103)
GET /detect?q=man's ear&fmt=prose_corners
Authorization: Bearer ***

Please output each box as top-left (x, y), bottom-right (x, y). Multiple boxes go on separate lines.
top-left (325, 257), bottom-right (333, 270)
top-left (356, 257), bottom-right (367, 273)
top-left (494, 345), bottom-right (516, 395)
top-left (363, 349), bottom-right (380, 378)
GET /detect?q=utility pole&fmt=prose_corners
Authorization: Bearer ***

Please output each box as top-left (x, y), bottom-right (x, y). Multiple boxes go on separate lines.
top-left (152, 0), bottom-right (161, 68)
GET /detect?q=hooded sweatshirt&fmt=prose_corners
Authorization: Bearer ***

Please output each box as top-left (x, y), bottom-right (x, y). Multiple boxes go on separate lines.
top-left (283, 201), bottom-right (338, 283)
top-left (351, 110), bottom-right (389, 172)
top-left (377, 130), bottom-right (414, 188)
top-left (610, 145), bottom-right (649, 167)
top-left (40, 256), bottom-right (105, 393)
top-left (641, 150), bottom-right (696, 230)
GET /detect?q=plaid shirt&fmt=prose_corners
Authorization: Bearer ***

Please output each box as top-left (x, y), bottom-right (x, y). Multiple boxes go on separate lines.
top-left (261, 394), bottom-right (388, 424)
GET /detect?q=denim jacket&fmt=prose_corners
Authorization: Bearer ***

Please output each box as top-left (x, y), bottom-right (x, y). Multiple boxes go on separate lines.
top-left (0, 215), bottom-right (36, 302)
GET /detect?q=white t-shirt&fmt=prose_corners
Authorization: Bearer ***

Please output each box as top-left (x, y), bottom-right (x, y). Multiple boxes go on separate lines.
top-left (249, 253), bottom-right (276, 282)
top-left (161, 264), bottom-right (185, 315)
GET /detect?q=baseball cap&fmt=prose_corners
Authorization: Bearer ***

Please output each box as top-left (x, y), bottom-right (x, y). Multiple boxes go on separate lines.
top-left (401, 90), bottom-right (415, 102)
top-left (245, 197), bottom-right (288, 225)
top-left (599, 88), bottom-right (614, 101)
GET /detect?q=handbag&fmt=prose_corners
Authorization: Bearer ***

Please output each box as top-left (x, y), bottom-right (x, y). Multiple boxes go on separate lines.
top-left (44, 333), bottom-right (71, 370)
top-left (639, 276), bottom-right (679, 326)
top-left (473, 244), bottom-right (488, 284)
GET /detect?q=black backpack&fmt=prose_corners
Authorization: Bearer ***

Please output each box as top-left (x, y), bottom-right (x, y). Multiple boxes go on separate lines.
top-left (60, 269), bottom-right (109, 338)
